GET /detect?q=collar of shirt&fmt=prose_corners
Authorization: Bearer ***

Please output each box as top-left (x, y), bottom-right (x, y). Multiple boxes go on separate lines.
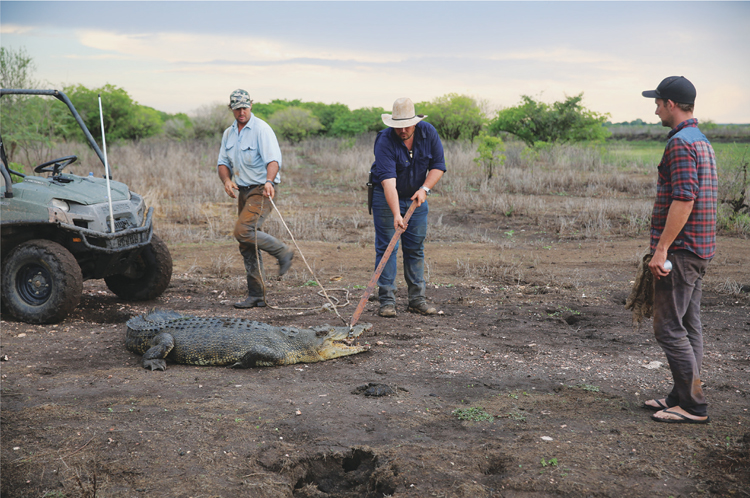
top-left (389, 123), bottom-right (426, 153)
top-left (232, 114), bottom-right (257, 135)
top-left (668, 118), bottom-right (698, 139)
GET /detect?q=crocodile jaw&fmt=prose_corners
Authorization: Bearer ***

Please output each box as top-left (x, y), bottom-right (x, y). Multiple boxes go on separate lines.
top-left (316, 341), bottom-right (370, 361)
top-left (311, 323), bottom-right (373, 361)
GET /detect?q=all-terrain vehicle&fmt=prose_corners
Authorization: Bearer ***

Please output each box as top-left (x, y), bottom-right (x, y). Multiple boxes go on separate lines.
top-left (0, 89), bottom-right (172, 324)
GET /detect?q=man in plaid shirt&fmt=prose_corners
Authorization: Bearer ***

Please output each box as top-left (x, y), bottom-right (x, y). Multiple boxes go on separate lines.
top-left (641, 76), bottom-right (717, 424)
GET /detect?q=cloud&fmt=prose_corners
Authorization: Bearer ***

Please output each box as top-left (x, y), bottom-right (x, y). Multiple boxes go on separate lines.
top-left (0, 23), bottom-right (35, 35)
top-left (74, 30), bottom-right (405, 66)
top-left (3, 1), bottom-right (748, 123)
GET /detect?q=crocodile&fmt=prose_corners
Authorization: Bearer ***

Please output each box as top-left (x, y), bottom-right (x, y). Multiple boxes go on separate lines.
top-left (125, 309), bottom-right (372, 371)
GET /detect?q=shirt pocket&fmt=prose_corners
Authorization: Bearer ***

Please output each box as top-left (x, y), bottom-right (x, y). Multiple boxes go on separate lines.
top-left (394, 160), bottom-right (408, 175)
top-left (225, 135), bottom-right (238, 152)
top-left (239, 135), bottom-right (259, 163)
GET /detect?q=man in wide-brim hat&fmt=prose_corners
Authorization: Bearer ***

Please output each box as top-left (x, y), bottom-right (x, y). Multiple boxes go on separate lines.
top-left (369, 98), bottom-right (446, 317)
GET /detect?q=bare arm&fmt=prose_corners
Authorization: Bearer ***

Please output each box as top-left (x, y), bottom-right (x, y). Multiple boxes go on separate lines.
top-left (218, 164), bottom-right (237, 199)
top-left (410, 169), bottom-right (444, 207)
top-left (264, 161), bottom-right (279, 199)
top-left (381, 178), bottom-right (404, 230)
top-left (649, 199), bottom-right (694, 278)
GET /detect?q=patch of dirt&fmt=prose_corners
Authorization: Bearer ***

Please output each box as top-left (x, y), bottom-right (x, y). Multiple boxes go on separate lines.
top-left (2, 212), bottom-right (749, 497)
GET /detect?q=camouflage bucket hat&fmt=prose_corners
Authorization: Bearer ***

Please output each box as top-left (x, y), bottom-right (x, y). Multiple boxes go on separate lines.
top-left (229, 89), bottom-right (253, 110)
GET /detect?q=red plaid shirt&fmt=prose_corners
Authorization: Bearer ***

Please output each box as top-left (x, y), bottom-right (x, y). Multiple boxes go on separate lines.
top-left (650, 119), bottom-right (718, 259)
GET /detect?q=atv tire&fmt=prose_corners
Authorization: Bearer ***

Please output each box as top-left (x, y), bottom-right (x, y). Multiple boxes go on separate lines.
top-left (1, 239), bottom-right (83, 324)
top-left (104, 234), bottom-right (172, 301)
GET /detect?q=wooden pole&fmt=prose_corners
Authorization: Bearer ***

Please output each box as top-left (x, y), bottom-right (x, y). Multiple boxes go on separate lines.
top-left (350, 201), bottom-right (418, 330)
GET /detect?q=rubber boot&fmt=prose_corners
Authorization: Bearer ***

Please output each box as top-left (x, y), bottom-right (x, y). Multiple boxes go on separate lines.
top-left (234, 277), bottom-right (266, 308)
top-left (255, 231), bottom-right (293, 276)
top-left (235, 253), bottom-right (266, 309)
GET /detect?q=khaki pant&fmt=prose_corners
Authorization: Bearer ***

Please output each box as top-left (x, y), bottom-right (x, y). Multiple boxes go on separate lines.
top-left (234, 186), bottom-right (287, 298)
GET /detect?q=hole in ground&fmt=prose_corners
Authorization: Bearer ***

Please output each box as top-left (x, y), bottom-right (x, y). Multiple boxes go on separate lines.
top-left (293, 448), bottom-right (397, 498)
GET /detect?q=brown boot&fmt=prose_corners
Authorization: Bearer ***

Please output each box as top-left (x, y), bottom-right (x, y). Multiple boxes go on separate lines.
top-left (378, 305), bottom-right (397, 317)
top-left (407, 302), bottom-right (437, 315)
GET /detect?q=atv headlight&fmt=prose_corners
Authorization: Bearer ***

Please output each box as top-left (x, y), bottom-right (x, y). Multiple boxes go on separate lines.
top-left (51, 199), bottom-right (70, 212)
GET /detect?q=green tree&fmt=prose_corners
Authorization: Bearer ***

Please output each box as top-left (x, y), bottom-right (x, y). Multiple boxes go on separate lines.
top-left (488, 93), bottom-right (611, 147)
top-left (0, 46), bottom-right (37, 89)
top-left (0, 47), bottom-right (70, 165)
top-left (0, 95), bottom-right (71, 166)
top-left (268, 107), bottom-right (322, 143)
top-left (300, 101), bottom-right (350, 135)
top-left (329, 107), bottom-right (386, 137)
top-left (251, 100), bottom-right (350, 137)
top-left (417, 94), bottom-right (486, 140)
top-left (62, 84), bottom-right (162, 141)
top-left (252, 99), bottom-right (295, 122)
top-left (473, 132), bottom-right (505, 180)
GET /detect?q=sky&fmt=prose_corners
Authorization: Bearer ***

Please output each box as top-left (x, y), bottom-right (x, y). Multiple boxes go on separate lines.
top-left (2, 1), bottom-right (749, 124)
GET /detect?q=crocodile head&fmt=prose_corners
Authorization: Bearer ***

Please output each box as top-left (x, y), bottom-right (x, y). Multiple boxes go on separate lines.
top-left (309, 322), bottom-right (373, 361)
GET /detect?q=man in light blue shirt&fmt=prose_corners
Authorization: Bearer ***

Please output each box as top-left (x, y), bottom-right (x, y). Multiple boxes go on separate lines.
top-left (217, 89), bottom-right (294, 309)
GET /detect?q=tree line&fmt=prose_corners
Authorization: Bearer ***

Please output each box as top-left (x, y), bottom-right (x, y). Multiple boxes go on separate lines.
top-left (1, 46), bottom-right (611, 164)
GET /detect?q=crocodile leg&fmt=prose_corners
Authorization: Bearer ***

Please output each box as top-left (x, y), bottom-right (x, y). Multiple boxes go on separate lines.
top-left (230, 345), bottom-right (286, 368)
top-left (142, 332), bottom-right (175, 371)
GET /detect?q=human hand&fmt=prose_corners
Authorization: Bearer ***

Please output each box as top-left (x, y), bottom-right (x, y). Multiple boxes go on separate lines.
top-left (394, 215), bottom-right (406, 231)
top-left (648, 250), bottom-right (671, 279)
top-left (411, 189), bottom-right (427, 207)
top-left (264, 182), bottom-right (275, 199)
top-left (224, 180), bottom-right (238, 199)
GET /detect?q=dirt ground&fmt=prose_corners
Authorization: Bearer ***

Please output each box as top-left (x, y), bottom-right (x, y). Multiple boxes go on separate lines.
top-left (2, 208), bottom-right (749, 498)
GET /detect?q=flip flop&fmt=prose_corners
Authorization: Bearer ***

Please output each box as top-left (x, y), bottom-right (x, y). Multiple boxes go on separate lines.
top-left (651, 409), bottom-right (710, 424)
top-left (643, 398), bottom-right (669, 411)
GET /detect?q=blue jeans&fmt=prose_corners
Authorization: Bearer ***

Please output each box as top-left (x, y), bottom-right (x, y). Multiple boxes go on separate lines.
top-left (372, 187), bottom-right (429, 307)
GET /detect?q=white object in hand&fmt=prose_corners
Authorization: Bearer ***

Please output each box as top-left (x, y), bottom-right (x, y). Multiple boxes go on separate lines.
top-left (663, 260), bottom-right (672, 271)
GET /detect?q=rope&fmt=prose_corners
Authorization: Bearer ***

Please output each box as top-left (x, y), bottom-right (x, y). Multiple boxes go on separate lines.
top-left (252, 194), bottom-right (349, 325)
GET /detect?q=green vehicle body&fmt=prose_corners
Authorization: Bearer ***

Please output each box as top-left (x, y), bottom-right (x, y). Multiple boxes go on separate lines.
top-left (1, 89), bottom-right (172, 324)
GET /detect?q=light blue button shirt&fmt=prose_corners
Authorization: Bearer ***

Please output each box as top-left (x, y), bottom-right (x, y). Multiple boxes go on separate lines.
top-left (217, 114), bottom-right (282, 186)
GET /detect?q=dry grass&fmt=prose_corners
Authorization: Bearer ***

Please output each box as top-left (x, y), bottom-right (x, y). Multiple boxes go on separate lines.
top-left (19, 135), bottom-right (748, 294)
top-left (43, 136), bottom-right (660, 252)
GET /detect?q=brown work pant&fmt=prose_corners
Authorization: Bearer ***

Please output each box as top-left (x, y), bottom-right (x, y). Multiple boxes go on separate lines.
top-left (653, 249), bottom-right (710, 417)
top-left (234, 186), bottom-right (286, 297)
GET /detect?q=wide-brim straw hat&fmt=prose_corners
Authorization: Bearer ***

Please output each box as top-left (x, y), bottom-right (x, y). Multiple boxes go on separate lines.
top-left (381, 98), bottom-right (427, 128)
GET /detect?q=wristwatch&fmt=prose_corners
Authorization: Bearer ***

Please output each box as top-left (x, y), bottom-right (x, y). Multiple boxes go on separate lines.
top-left (420, 186), bottom-right (431, 196)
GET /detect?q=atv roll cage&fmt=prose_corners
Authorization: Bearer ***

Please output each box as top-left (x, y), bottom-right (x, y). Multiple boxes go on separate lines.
top-left (0, 88), bottom-right (107, 199)
top-left (0, 88), bottom-right (154, 253)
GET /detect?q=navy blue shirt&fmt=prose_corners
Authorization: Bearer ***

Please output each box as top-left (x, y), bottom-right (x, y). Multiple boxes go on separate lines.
top-left (371, 121), bottom-right (446, 199)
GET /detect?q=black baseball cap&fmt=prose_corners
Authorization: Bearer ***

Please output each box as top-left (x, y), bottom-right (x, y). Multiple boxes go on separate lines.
top-left (642, 76), bottom-right (696, 104)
